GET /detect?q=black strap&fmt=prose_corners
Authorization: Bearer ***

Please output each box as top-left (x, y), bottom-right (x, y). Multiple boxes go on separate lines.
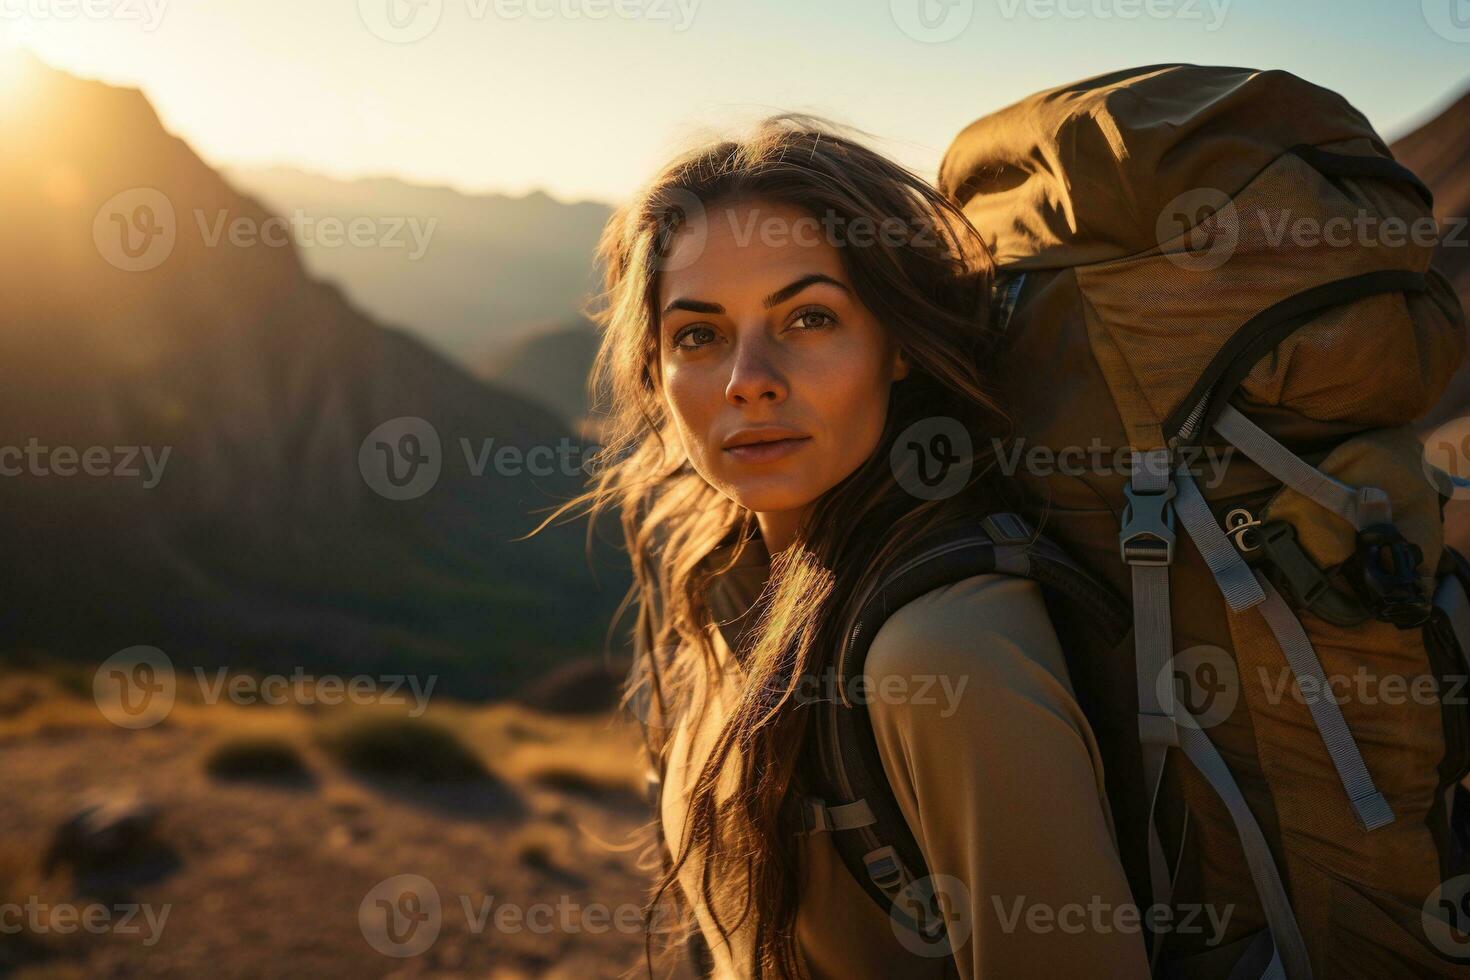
top-left (1287, 143), bottom-right (1434, 211)
top-left (1162, 138), bottom-right (1437, 442)
top-left (806, 513), bottom-right (1129, 957)
top-left (1164, 270), bottom-right (1430, 441)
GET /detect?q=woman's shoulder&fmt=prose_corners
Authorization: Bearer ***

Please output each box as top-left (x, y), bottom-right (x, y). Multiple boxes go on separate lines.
top-left (861, 572), bottom-right (1071, 704)
top-left (864, 575), bottom-right (1064, 675)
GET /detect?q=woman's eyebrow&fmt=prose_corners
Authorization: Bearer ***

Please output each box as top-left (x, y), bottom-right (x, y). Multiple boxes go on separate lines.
top-left (762, 273), bottom-right (849, 309)
top-left (660, 273), bottom-right (850, 319)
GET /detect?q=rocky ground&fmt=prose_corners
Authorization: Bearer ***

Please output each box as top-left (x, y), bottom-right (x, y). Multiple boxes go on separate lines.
top-left (0, 668), bottom-right (691, 979)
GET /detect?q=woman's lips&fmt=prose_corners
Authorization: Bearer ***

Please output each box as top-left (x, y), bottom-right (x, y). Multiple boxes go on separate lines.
top-left (723, 436), bottom-right (812, 463)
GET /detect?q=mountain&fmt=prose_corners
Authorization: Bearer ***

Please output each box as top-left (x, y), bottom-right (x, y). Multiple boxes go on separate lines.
top-left (477, 318), bottom-right (604, 431)
top-left (0, 52), bottom-right (627, 698)
top-left (224, 165), bottom-right (612, 366)
top-left (1392, 83), bottom-right (1470, 556)
top-left (1394, 86), bottom-right (1470, 433)
top-left (1393, 88), bottom-right (1470, 300)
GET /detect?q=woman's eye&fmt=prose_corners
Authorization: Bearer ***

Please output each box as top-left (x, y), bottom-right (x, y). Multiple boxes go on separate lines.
top-left (673, 324), bottom-right (717, 349)
top-left (789, 307), bottom-right (837, 331)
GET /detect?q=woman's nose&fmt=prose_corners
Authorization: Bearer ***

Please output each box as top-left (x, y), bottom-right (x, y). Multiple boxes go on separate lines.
top-left (725, 334), bottom-right (787, 406)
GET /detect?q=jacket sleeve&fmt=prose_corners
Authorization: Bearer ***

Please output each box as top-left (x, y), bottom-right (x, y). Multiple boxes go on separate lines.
top-left (863, 572), bottom-right (1152, 979)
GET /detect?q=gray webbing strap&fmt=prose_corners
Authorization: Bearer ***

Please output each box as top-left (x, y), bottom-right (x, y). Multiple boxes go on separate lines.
top-left (1176, 709), bottom-right (1313, 980)
top-left (1129, 448), bottom-right (1179, 738)
top-left (1253, 571), bottom-right (1394, 830)
top-left (1144, 757), bottom-right (1173, 975)
top-left (1212, 405), bottom-right (1390, 530)
top-left (1136, 443), bottom-right (1311, 977)
top-left (799, 797), bottom-right (877, 835)
top-left (1173, 468), bottom-right (1267, 613)
top-left (1173, 464), bottom-right (1392, 830)
top-left (1124, 449), bottom-right (1180, 953)
top-left (1220, 929), bottom-right (1283, 980)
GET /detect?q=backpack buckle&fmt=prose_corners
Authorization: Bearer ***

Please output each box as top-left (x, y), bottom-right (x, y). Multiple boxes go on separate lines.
top-left (798, 796), bottom-right (832, 835)
top-left (863, 845), bottom-right (909, 893)
top-left (1258, 521), bottom-right (1369, 627)
top-left (1119, 483), bottom-right (1178, 566)
top-left (1346, 523), bottom-right (1431, 629)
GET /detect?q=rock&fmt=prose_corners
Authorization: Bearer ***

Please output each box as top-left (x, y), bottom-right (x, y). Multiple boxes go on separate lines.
top-left (43, 790), bottom-right (160, 873)
top-left (512, 657), bottom-right (630, 715)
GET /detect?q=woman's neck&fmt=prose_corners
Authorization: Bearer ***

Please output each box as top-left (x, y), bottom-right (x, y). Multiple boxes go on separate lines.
top-left (755, 505), bottom-right (810, 555)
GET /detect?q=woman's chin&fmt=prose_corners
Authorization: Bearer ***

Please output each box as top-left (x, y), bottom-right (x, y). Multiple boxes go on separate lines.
top-left (723, 481), bottom-right (822, 517)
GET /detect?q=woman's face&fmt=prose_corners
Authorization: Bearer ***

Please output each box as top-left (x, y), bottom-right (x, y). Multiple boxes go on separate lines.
top-left (656, 198), bottom-right (908, 543)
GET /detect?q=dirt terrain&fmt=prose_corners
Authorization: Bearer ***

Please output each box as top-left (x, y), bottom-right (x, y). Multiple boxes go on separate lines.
top-left (0, 669), bottom-right (686, 979)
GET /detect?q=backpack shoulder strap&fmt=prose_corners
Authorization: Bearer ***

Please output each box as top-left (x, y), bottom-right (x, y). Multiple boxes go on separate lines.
top-left (802, 511), bottom-right (1128, 954)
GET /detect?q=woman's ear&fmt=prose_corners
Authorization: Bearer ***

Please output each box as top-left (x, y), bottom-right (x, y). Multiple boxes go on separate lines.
top-left (892, 346), bottom-right (910, 382)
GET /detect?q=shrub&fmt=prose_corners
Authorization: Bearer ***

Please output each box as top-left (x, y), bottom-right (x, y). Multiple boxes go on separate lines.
top-left (204, 737), bottom-right (311, 782)
top-left (316, 715), bottom-right (485, 782)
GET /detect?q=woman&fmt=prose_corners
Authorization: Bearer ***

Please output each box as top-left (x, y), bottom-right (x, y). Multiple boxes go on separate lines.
top-left (543, 115), bottom-right (1151, 979)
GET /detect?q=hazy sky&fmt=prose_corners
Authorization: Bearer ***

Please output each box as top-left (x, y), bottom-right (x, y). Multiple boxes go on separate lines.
top-left (5, 0), bottom-right (1468, 205)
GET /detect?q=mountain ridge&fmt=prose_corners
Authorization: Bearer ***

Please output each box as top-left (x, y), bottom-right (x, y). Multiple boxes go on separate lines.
top-left (1, 53), bottom-right (626, 698)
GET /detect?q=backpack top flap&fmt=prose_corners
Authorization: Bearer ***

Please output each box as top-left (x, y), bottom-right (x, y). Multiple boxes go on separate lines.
top-left (937, 63), bottom-right (1390, 270)
top-left (941, 64), bottom-right (1462, 452)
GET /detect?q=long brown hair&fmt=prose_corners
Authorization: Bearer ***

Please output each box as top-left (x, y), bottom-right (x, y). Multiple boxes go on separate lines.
top-left (535, 113), bottom-right (1011, 978)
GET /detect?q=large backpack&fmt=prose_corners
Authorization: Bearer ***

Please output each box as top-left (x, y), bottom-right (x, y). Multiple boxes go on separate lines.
top-left (801, 65), bottom-right (1470, 979)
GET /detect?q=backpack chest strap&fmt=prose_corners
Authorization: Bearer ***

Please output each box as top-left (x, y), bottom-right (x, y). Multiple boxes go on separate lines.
top-left (796, 797), bottom-right (877, 836)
